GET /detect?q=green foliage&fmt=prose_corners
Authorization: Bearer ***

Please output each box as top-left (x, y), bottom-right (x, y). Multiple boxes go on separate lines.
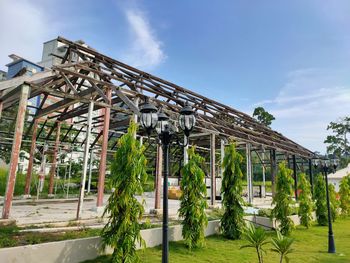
top-left (257, 208), bottom-right (272, 218)
top-left (328, 184), bottom-right (339, 222)
top-left (179, 147), bottom-right (208, 249)
top-left (324, 116), bottom-right (350, 163)
top-left (252, 107), bottom-right (276, 127)
top-left (271, 162), bottom-right (295, 235)
top-left (314, 174), bottom-right (328, 225)
top-left (101, 121), bottom-right (148, 263)
top-left (240, 223), bottom-right (269, 263)
top-left (271, 231), bottom-right (294, 263)
top-left (221, 143), bottom-right (245, 240)
top-left (339, 175), bottom-right (350, 215)
top-left (297, 173), bottom-right (313, 228)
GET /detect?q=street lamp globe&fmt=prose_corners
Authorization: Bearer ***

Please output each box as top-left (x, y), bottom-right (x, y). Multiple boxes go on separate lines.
top-left (140, 99), bottom-right (158, 135)
top-left (178, 103), bottom-right (196, 137)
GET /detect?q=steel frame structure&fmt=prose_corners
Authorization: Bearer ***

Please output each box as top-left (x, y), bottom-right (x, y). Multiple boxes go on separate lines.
top-left (0, 36), bottom-right (315, 219)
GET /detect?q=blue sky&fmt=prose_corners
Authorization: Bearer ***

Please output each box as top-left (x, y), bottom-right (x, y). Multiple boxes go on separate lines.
top-left (1, 0), bottom-right (350, 153)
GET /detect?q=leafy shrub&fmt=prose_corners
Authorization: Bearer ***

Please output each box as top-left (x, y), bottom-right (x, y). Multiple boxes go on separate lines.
top-left (240, 223), bottom-right (269, 263)
top-left (101, 121), bottom-right (148, 263)
top-left (298, 173), bottom-right (313, 228)
top-left (257, 208), bottom-right (272, 218)
top-left (221, 143), bottom-right (245, 240)
top-left (271, 231), bottom-right (294, 263)
top-left (329, 184), bottom-right (339, 221)
top-left (271, 162), bottom-right (295, 235)
top-left (179, 147), bottom-right (208, 249)
top-left (339, 175), bottom-right (350, 215)
top-left (314, 174), bottom-right (328, 225)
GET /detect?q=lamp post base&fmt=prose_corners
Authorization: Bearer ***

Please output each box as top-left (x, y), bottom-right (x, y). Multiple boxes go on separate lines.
top-left (328, 234), bottom-right (336, 253)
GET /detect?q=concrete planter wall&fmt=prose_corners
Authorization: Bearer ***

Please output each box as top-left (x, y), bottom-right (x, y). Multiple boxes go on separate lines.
top-left (0, 220), bottom-right (220, 263)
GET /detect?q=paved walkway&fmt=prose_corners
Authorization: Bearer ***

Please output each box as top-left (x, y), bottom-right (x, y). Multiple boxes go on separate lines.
top-left (0, 194), bottom-right (273, 226)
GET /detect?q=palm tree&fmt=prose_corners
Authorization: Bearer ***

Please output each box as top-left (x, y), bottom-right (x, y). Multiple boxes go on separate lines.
top-left (240, 223), bottom-right (269, 263)
top-left (271, 231), bottom-right (294, 263)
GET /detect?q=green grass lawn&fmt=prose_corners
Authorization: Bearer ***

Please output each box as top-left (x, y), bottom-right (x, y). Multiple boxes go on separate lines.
top-left (83, 216), bottom-right (350, 263)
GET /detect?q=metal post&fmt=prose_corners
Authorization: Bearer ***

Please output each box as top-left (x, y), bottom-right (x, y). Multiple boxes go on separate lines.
top-left (96, 88), bottom-right (111, 208)
top-left (155, 144), bottom-right (163, 210)
top-left (0, 100), bottom-right (3, 120)
top-left (262, 148), bottom-right (266, 197)
top-left (2, 84), bottom-right (30, 219)
top-left (246, 143), bottom-right (253, 204)
top-left (308, 159), bottom-right (313, 195)
top-left (162, 133), bottom-right (170, 263)
top-left (24, 119), bottom-right (38, 196)
top-left (67, 149), bottom-right (73, 199)
top-left (48, 122), bottom-right (61, 196)
top-left (220, 139), bottom-right (225, 200)
top-left (184, 143), bottom-right (189, 165)
top-left (293, 155), bottom-right (298, 200)
top-left (324, 167), bottom-right (336, 253)
top-left (87, 149), bottom-right (93, 193)
top-left (76, 101), bottom-right (94, 219)
top-left (210, 133), bottom-right (216, 206)
top-left (271, 149), bottom-right (277, 196)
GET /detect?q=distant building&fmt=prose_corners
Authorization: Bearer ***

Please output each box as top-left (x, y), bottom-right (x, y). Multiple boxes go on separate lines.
top-left (40, 39), bottom-right (68, 68)
top-left (328, 163), bottom-right (350, 192)
top-left (0, 70), bottom-right (7, 81)
top-left (6, 54), bottom-right (44, 79)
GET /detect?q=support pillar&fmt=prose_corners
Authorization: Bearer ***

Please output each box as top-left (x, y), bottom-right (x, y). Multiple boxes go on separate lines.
top-left (293, 155), bottom-right (298, 200)
top-left (262, 148), bottom-right (266, 197)
top-left (308, 159), bottom-right (313, 195)
top-left (270, 149), bottom-right (277, 196)
top-left (246, 143), bottom-right (253, 204)
top-left (210, 133), bottom-right (216, 206)
top-left (87, 149), bottom-right (93, 193)
top-left (2, 84), bottom-right (30, 219)
top-left (24, 119), bottom-right (38, 196)
top-left (48, 122), bottom-right (61, 196)
top-left (0, 100), bottom-right (3, 120)
top-left (77, 101), bottom-right (94, 219)
top-left (155, 144), bottom-right (163, 210)
top-left (96, 88), bottom-right (111, 208)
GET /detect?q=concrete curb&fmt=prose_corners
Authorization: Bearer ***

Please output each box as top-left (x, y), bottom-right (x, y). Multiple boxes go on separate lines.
top-left (0, 220), bottom-right (220, 263)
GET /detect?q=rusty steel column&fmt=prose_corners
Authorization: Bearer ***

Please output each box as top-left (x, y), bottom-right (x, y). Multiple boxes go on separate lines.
top-left (0, 100), bottom-right (3, 120)
top-left (2, 84), bottom-right (30, 219)
top-left (155, 144), bottom-right (163, 210)
top-left (48, 122), bottom-right (61, 196)
top-left (24, 119), bottom-right (39, 196)
top-left (96, 88), bottom-right (112, 208)
top-left (210, 133), bottom-right (216, 206)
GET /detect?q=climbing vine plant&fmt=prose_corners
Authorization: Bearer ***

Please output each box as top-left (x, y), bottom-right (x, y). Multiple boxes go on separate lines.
top-left (314, 174), bottom-right (328, 226)
top-left (298, 173), bottom-right (313, 228)
top-left (221, 142), bottom-right (245, 240)
top-left (271, 162), bottom-right (294, 235)
top-left (179, 147), bottom-right (208, 249)
top-left (101, 121), bottom-right (148, 263)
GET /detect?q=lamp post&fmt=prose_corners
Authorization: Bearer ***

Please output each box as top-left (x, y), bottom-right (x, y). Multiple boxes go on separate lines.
top-left (139, 99), bottom-right (196, 263)
top-left (313, 157), bottom-right (338, 253)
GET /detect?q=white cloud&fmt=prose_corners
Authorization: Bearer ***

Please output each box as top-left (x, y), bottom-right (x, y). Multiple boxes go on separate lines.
top-left (122, 8), bottom-right (166, 69)
top-left (252, 68), bottom-right (350, 154)
top-left (0, 0), bottom-right (58, 70)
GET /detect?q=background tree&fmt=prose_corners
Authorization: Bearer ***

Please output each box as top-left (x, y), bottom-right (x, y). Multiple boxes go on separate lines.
top-left (271, 162), bottom-right (295, 235)
top-left (324, 116), bottom-right (350, 168)
top-left (339, 175), bottom-right (350, 216)
top-left (328, 184), bottom-right (339, 222)
top-left (101, 121), bottom-right (147, 263)
top-left (221, 143), bottom-right (245, 240)
top-left (314, 174), bottom-right (328, 225)
top-left (179, 147), bottom-right (208, 249)
top-left (298, 173), bottom-right (313, 228)
top-left (252, 107), bottom-right (275, 127)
